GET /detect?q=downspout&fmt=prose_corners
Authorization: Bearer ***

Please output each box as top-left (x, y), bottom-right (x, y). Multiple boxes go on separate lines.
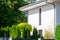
top-left (46, 0), bottom-right (56, 39)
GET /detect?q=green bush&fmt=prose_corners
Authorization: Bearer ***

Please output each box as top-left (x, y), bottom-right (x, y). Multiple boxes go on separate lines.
top-left (3, 26), bottom-right (9, 37)
top-left (32, 28), bottom-right (38, 38)
top-left (21, 27), bottom-right (27, 38)
top-left (17, 23), bottom-right (32, 38)
top-left (0, 23), bottom-right (41, 39)
top-left (55, 24), bottom-right (60, 40)
top-left (0, 27), bottom-right (9, 37)
top-left (9, 25), bottom-right (21, 38)
top-left (17, 23), bottom-right (32, 31)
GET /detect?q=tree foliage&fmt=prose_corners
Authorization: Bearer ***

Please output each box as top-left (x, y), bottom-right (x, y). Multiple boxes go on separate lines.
top-left (0, 0), bottom-right (28, 27)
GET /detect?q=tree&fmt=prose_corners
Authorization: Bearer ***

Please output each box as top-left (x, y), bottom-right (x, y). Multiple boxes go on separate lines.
top-left (0, 0), bottom-right (28, 27)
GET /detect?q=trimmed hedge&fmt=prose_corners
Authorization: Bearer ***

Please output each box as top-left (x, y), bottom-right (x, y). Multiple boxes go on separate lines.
top-left (0, 23), bottom-right (41, 39)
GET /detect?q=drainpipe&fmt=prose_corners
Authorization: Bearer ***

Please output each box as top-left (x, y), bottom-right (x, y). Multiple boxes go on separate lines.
top-left (46, 0), bottom-right (56, 39)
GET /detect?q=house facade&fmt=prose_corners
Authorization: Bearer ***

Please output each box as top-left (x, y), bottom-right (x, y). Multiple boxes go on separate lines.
top-left (19, 0), bottom-right (60, 38)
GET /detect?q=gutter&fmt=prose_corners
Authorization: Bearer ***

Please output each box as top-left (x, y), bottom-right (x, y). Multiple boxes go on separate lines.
top-left (19, 1), bottom-right (48, 11)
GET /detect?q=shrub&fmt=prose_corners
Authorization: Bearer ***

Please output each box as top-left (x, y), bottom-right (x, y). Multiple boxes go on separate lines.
top-left (44, 30), bottom-right (54, 39)
top-left (55, 24), bottom-right (60, 40)
top-left (21, 27), bottom-right (27, 38)
top-left (0, 27), bottom-right (9, 37)
top-left (17, 23), bottom-right (32, 31)
top-left (32, 28), bottom-right (38, 38)
top-left (3, 26), bottom-right (9, 37)
top-left (9, 25), bottom-right (21, 38)
top-left (17, 23), bottom-right (32, 38)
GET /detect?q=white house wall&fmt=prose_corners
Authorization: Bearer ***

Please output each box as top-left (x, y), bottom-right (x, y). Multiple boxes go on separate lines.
top-left (41, 4), bottom-right (55, 37)
top-left (28, 8), bottom-right (40, 29)
top-left (28, 4), bottom-right (55, 37)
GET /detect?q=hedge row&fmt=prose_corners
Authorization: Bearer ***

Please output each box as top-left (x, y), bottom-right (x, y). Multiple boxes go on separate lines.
top-left (0, 23), bottom-right (40, 39)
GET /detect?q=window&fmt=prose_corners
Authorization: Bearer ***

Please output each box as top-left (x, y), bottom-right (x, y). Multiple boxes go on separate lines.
top-left (39, 8), bottom-right (41, 25)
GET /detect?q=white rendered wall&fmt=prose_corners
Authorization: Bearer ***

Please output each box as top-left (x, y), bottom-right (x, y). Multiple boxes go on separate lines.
top-left (28, 8), bottom-right (40, 29)
top-left (41, 4), bottom-right (55, 37)
top-left (28, 4), bottom-right (55, 38)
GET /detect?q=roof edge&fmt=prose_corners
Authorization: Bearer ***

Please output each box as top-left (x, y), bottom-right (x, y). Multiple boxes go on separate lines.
top-left (19, 1), bottom-right (48, 11)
